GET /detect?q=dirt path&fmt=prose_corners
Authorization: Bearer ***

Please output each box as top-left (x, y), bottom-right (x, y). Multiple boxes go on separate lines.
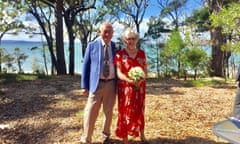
top-left (0, 76), bottom-right (235, 144)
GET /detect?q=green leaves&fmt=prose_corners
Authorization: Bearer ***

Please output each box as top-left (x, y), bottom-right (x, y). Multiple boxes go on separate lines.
top-left (210, 3), bottom-right (240, 34)
top-left (0, 1), bottom-right (25, 41)
top-left (210, 2), bottom-right (240, 53)
top-left (185, 7), bottom-right (210, 32)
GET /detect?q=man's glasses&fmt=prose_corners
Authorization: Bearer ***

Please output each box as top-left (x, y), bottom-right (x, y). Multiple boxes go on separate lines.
top-left (126, 37), bottom-right (136, 41)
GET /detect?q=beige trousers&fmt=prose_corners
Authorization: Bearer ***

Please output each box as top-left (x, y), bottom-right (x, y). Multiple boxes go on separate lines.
top-left (81, 80), bottom-right (116, 143)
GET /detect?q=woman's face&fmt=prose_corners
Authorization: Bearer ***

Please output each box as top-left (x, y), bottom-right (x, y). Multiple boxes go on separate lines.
top-left (125, 34), bottom-right (138, 48)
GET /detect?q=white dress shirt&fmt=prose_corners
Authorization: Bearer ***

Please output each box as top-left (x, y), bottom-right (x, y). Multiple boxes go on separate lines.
top-left (100, 40), bottom-right (115, 80)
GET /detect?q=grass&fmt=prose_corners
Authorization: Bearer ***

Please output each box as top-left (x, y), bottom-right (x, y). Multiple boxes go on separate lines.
top-left (0, 73), bottom-right (49, 83)
top-left (183, 79), bottom-right (228, 87)
top-left (1, 73), bottom-right (231, 87)
top-left (1, 72), bottom-right (233, 89)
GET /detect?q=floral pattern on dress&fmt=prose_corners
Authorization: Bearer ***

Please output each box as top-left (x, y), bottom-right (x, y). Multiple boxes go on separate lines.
top-left (114, 48), bottom-right (147, 139)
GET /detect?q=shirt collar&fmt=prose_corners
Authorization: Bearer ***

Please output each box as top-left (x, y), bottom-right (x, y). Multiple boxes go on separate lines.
top-left (101, 39), bottom-right (110, 47)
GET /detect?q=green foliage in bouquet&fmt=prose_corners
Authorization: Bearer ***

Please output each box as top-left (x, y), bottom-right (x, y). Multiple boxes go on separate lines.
top-left (128, 66), bottom-right (145, 82)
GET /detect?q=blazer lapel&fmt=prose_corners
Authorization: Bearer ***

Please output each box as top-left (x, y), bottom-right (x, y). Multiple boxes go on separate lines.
top-left (98, 40), bottom-right (103, 64)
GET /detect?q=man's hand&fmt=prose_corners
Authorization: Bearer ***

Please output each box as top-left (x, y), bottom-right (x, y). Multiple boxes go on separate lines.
top-left (81, 89), bottom-right (89, 96)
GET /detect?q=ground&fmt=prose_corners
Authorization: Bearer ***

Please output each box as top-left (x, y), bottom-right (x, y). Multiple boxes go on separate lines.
top-left (0, 76), bottom-right (236, 144)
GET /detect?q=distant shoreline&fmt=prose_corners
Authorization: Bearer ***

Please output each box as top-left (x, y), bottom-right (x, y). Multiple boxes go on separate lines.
top-left (0, 40), bottom-right (83, 74)
top-left (1, 40), bottom-right (43, 43)
top-left (1, 40), bottom-right (81, 43)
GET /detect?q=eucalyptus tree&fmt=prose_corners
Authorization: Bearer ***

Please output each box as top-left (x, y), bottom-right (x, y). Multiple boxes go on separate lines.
top-left (30, 44), bottom-right (49, 75)
top-left (2, 53), bottom-right (15, 73)
top-left (76, 1), bottom-right (119, 57)
top-left (55, 0), bottom-right (66, 75)
top-left (205, 0), bottom-right (239, 77)
top-left (76, 12), bottom-right (95, 57)
top-left (157, 0), bottom-right (189, 30)
top-left (210, 2), bottom-right (240, 78)
top-left (159, 42), bottom-right (175, 77)
top-left (62, 0), bottom-right (96, 75)
top-left (13, 47), bottom-right (28, 73)
top-left (0, 1), bottom-right (25, 42)
top-left (76, 10), bottom-right (99, 57)
top-left (185, 46), bottom-right (209, 80)
top-left (185, 7), bottom-right (210, 32)
top-left (206, 0), bottom-right (227, 77)
top-left (150, 0), bottom-right (189, 78)
top-left (25, 0), bottom-right (59, 75)
top-left (185, 5), bottom-right (215, 77)
top-left (34, 0), bottom-right (66, 75)
top-left (164, 30), bottom-right (186, 78)
top-left (26, 0), bottom-right (99, 75)
top-left (154, 30), bottom-right (185, 78)
top-left (184, 0), bottom-right (238, 77)
top-left (103, 0), bottom-right (149, 34)
top-left (184, 31), bottom-right (210, 80)
top-left (0, 0), bottom-right (25, 73)
top-left (144, 16), bottom-right (170, 77)
top-left (41, 0), bottom-right (97, 75)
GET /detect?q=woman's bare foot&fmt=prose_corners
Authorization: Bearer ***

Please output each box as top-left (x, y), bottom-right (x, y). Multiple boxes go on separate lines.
top-left (140, 130), bottom-right (150, 144)
top-left (123, 137), bottom-right (128, 144)
top-left (140, 130), bottom-right (146, 141)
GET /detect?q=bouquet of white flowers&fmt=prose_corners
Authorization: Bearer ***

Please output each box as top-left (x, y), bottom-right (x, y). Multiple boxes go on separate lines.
top-left (128, 66), bottom-right (145, 82)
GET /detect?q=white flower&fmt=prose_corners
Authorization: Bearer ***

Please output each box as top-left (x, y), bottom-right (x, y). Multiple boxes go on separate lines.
top-left (128, 66), bottom-right (145, 82)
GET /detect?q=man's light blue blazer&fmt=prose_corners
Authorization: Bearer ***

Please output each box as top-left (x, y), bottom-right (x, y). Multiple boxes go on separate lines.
top-left (81, 38), bottom-right (117, 93)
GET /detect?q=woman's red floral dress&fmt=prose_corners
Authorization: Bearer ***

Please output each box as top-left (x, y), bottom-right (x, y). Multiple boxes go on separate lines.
top-left (114, 48), bottom-right (147, 139)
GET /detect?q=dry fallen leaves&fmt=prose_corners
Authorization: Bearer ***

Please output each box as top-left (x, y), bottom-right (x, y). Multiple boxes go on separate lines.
top-left (0, 76), bottom-right (234, 144)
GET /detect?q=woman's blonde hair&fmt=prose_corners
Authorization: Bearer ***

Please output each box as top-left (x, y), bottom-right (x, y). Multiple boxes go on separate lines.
top-left (122, 27), bottom-right (139, 40)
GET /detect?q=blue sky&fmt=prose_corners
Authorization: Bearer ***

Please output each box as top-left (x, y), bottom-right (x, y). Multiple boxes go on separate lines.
top-left (145, 0), bottom-right (203, 17)
top-left (2, 0), bottom-right (203, 42)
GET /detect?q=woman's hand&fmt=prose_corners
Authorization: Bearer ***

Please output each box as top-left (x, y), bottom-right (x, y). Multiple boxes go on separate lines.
top-left (134, 79), bottom-right (144, 87)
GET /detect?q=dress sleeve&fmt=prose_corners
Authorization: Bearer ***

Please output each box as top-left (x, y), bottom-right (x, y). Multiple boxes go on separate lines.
top-left (114, 51), bottom-right (122, 68)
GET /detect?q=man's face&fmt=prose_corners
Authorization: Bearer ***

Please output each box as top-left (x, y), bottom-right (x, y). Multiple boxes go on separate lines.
top-left (99, 24), bottom-right (113, 43)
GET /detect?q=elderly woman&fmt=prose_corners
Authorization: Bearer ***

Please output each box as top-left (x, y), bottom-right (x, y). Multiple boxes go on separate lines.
top-left (114, 27), bottom-right (148, 144)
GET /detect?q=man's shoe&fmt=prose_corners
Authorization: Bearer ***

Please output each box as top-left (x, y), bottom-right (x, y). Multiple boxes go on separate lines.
top-left (102, 137), bottom-right (110, 144)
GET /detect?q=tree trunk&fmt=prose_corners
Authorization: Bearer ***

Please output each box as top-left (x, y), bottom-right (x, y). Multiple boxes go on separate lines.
top-left (210, 26), bottom-right (225, 77)
top-left (208, 0), bottom-right (226, 77)
top-left (81, 36), bottom-right (88, 57)
top-left (55, 0), bottom-right (66, 75)
top-left (63, 9), bottom-right (75, 75)
top-left (68, 29), bottom-right (75, 75)
top-left (194, 69), bottom-right (197, 80)
top-left (42, 47), bottom-right (49, 75)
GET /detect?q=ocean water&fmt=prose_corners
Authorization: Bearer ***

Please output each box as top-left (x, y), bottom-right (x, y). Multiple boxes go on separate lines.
top-left (0, 40), bottom-right (214, 75)
top-left (0, 40), bottom-right (158, 74)
top-left (0, 40), bottom-right (83, 74)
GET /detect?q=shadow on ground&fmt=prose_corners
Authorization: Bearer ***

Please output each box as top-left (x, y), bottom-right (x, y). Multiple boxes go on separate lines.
top-left (0, 76), bottom-right (232, 144)
top-left (93, 136), bottom-right (230, 144)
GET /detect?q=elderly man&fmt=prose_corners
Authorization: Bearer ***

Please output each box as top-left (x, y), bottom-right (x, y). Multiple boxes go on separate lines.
top-left (80, 22), bottom-right (117, 144)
